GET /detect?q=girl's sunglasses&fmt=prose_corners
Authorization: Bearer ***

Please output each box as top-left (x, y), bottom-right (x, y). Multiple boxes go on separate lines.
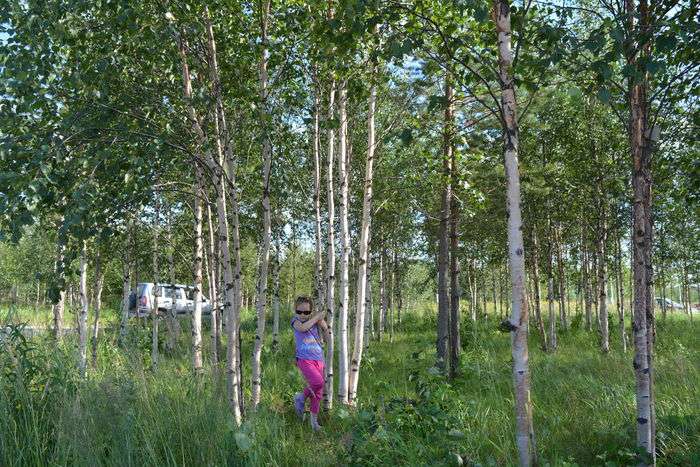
top-left (295, 309), bottom-right (312, 315)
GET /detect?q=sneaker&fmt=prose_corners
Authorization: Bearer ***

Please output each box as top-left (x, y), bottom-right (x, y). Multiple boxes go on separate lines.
top-left (310, 413), bottom-right (322, 432)
top-left (294, 393), bottom-right (305, 419)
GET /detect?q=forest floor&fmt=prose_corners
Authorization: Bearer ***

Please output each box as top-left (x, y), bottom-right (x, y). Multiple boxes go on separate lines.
top-left (1, 304), bottom-right (698, 466)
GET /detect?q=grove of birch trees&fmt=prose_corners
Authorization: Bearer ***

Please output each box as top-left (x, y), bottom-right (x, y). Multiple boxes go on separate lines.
top-left (1, 0), bottom-right (698, 465)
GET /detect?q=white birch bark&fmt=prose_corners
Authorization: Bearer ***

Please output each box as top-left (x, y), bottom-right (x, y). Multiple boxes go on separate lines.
top-left (312, 70), bottom-right (325, 311)
top-left (192, 162), bottom-right (204, 374)
top-left (379, 250), bottom-right (386, 342)
top-left (436, 76), bottom-right (452, 370)
top-left (251, 0), bottom-right (273, 409)
top-left (165, 209), bottom-right (180, 352)
top-left (151, 201), bottom-right (160, 369)
top-left (52, 236), bottom-right (66, 339)
top-left (90, 252), bottom-right (104, 368)
top-left (271, 242), bottom-right (281, 351)
top-left (349, 68), bottom-right (377, 405)
top-left (119, 232), bottom-right (131, 346)
top-left (531, 230), bottom-right (547, 351)
top-left (206, 203), bottom-right (219, 364)
top-left (337, 81), bottom-right (350, 405)
top-left (627, 0), bottom-right (654, 458)
top-left (178, 30), bottom-right (241, 422)
top-left (78, 242), bottom-right (88, 379)
top-left (597, 211), bottom-right (610, 353)
top-left (323, 80), bottom-right (337, 411)
top-left (494, 0), bottom-right (536, 463)
top-left (364, 255), bottom-right (373, 348)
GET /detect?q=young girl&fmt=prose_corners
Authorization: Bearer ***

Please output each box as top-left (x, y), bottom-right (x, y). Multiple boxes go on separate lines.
top-left (291, 296), bottom-right (329, 431)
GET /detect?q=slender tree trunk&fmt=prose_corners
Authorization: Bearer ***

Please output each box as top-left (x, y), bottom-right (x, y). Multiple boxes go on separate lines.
top-left (555, 224), bottom-right (568, 330)
top-left (597, 207), bottom-right (610, 353)
top-left (627, 0), bottom-right (654, 459)
top-left (379, 250), bottom-right (387, 342)
top-left (492, 269), bottom-right (499, 320)
top-left (336, 81), bottom-right (351, 405)
top-left (271, 242), bottom-right (281, 351)
top-left (78, 242), bottom-right (88, 379)
top-left (312, 69), bottom-right (325, 313)
top-left (494, 1), bottom-right (536, 462)
top-left (119, 226), bottom-right (131, 345)
top-left (364, 255), bottom-right (373, 348)
top-left (448, 79), bottom-right (460, 379)
top-left (546, 219), bottom-right (557, 352)
top-left (532, 230), bottom-right (547, 351)
top-left (582, 227), bottom-right (593, 331)
top-left (349, 67), bottom-right (376, 404)
top-left (251, 0), bottom-right (273, 410)
top-left (90, 252), bottom-right (105, 368)
top-left (52, 224), bottom-right (66, 339)
top-left (192, 162), bottom-right (204, 375)
top-left (436, 75), bottom-right (452, 371)
top-left (323, 79), bottom-right (337, 411)
top-left (179, 27), bottom-right (240, 422)
top-left (165, 207), bottom-right (180, 352)
top-left (206, 203), bottom-right (220, 364)
top-left (151, 200), bottom-right (161, 369)
top-left (616, 235), bottom-right (628, 352)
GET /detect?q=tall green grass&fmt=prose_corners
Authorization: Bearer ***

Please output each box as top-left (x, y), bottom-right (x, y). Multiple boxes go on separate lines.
top-left (1, 305), bottom-right (698, 466)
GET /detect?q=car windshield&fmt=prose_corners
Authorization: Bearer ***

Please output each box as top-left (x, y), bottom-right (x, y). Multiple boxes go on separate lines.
top-left (137, 284), bottom-right (148, 297)
top-left (161, 286), bottom-right (178, 299)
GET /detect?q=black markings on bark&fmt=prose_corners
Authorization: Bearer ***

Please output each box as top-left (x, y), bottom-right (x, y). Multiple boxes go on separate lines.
top-left (637, 417), bottom-right (648, 424)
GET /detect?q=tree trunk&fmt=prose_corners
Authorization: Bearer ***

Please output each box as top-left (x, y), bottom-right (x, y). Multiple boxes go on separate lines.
top-left (78, 242), bottom-right (88, 379)
top-left (627, 0), bottom-right (655, 459)
top-left (365, 254), bottom-right (373, 348)
top-left (251, 0), bottom-right (273, 409)
top-left (271, 242), bottom-right (281, 351)
top-left (119, 226), bottom-right (131, 345)
top-left (555, 224), bottom-right (568, 330)
top-left (494, 1), bottom-right (536, 462)
top-left (531, 230), bottom-right (547, 351)
top-left (582, 227), bottom-right (593, 331)
top-left (448, 91), bottom-right (460, 377)
top-left (597, 208), bottom-right (609, 353)
top-left (90, 252), bottom-right (105, 368)
top-left (52, 224), bottom-right (66, 339)
top-left (179, 25), bottom-right (240, 422)
top-left (349, 67), bottom-right (376, 404)
top-left (337, 80), bottom-right (351, 405)
top-left (151, 200), bottom-right (161, 370)
top-left (206, 203), bottom-right (220, 364)
top-left (546, 222), bottom-right (557, 352)
top-left (165, 207), bottom-right (180, 352)
top-left (436, 76), bottom-right (452, 372)
top-left (192, 161), bottom-right (204, 375)
top-left (323, 79), bottom-right (337, 411)
top-left (312, 69), bottom-right (325, 314)
top-left (616, 235), bottom-right (628, 352)
top-left (379, 250), bottom-right (387, 342)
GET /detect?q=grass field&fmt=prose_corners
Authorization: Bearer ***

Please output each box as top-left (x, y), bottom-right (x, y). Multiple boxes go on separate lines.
top-left (1, 303), bottom-right (698, 466)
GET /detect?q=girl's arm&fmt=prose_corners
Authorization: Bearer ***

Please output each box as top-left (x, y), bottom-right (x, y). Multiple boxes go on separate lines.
top-left (317, 318), bottom-right (330, 345)
top-left (292, 311), bottom-right (325, 333)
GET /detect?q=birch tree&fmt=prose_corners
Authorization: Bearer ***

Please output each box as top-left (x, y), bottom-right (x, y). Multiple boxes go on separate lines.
top-left (493, 0), bottom-right (536, 462)
top-left (78, 241), bottom-right (88, 379)
top-left (251, 0), bottom-right (273, 409)
top-left (337, 81), bottom-right (350, 405)
top-left (349, 61), bottom-right (377, 405)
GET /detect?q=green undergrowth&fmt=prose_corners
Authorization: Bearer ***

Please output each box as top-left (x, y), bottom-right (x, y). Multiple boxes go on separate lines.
top-left (1, 305), bottom-right (698, 466)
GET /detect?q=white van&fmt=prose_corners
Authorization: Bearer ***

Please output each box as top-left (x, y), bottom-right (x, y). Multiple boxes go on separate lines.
top-left (130, 283), bottom-right (213, 318)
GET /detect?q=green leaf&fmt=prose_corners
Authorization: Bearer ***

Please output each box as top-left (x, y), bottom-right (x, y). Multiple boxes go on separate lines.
top-left (597, 87), bottom-right (611, 104)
